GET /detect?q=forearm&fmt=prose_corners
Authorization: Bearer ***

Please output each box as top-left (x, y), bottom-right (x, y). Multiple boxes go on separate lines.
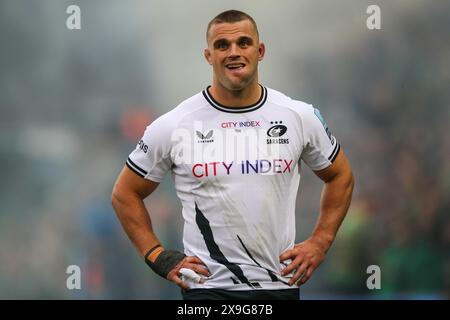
top-left (112, 191), bottom-right (162, 258)
top-left (310, 171), bottom-right (354, 252)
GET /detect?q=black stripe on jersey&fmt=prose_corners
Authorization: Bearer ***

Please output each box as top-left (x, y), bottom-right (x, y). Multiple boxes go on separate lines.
top-left (126, 157), bottom-right (148, 177)
top-left (202, 85), bottom-right (267, 113)
top-left (237, 235), bottom-right (278, 282)
top-left (237, 235), bottom-right (290, 285)
top-left (328, 143), bottom-right (341, 163)
top-left (126, 162), bottom-right (145, 177)
top-left (194, 202), bottom-right (254, 288)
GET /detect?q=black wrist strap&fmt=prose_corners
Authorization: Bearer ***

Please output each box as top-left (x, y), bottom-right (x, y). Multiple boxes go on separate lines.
top-left (146, 249), bottom-right (186, 279)
top-left (144, 244), bottom-right (162, 263)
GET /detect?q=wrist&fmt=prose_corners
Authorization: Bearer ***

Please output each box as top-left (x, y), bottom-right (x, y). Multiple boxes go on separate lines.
top-left (144, 244), bottom-right (164, 263)
top-left (309, 232), bottom-right (335, 252)
top-left (146, 249), bottom-right (186, 279)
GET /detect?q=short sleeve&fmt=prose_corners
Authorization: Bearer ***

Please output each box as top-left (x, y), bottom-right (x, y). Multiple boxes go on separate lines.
top-left (126, 116), bottom-right (173, 182)
top-left (300, 107), bottom-right (340, 171)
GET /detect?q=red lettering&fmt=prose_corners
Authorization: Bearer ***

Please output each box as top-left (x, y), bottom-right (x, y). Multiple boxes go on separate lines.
top-left (192, 164), bottom-right (203, 178)
top-left (283, 160), bottom-right (293, 173)
top-left (210, 162), bottom-right (219, 176)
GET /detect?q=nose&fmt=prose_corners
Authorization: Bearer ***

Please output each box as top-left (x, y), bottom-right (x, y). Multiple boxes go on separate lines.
top-left (228, 43), bottom-right (241, 58)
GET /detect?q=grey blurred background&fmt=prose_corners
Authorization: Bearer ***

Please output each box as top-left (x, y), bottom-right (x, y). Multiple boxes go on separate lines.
top-left (0, 0), bottom-right (449, 299)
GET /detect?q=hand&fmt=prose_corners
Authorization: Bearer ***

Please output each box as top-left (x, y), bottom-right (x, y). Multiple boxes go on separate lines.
top-left (279, 238), bottom-right (327, 286)
top-left (166, 256), bottom-right (211, 290)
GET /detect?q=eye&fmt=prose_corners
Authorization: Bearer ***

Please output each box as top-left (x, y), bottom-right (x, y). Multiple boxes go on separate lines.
top-left (239, 38), bottom-right (251, 48)
top-left (216, 42), bottom-right (228, 50)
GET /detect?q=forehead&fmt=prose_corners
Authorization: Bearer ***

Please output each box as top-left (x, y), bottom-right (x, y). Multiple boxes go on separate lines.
top-left (208, 20), bottom-right (258, 44)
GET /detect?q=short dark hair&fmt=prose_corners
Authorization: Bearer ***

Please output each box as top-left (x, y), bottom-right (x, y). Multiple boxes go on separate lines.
top-left (206, 10), bottom-right (259, 42)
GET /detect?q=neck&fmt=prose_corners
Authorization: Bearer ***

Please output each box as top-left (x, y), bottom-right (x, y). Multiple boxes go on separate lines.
top-left (209, 79), bottom-right (261, 108)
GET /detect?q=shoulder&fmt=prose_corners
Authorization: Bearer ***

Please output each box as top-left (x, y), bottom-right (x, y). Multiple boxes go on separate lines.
top-left (266, 86), bottom-right (315, 118)
top-left (148, 91), bottom-right (208, 131)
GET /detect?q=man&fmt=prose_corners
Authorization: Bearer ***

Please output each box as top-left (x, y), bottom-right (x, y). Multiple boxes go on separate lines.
top-left (111, 10), bottom-right (354, 300)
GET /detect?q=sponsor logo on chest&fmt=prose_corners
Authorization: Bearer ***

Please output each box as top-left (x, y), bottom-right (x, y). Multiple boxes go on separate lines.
top-left (266, 121), bottom-right (289, 144)
top-left (192, 159), bottom-right (294, 178)
top-left (220, 121), bottom-right (261, 128)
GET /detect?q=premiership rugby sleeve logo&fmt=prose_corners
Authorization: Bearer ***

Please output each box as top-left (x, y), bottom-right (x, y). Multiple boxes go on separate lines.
top-left (313, 108), bottom-right (332, 141)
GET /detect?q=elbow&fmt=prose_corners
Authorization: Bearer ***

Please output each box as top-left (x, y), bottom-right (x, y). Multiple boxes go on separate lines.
top-left (111, 184), bottom-right (140, 214)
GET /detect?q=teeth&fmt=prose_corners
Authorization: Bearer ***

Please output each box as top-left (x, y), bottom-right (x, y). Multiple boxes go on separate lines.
top-left (227, 64), bottom-right (245, 69)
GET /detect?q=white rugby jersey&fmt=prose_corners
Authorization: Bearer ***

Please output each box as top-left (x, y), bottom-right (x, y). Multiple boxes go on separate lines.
top-left (127, 85), bottom-right (340, 290)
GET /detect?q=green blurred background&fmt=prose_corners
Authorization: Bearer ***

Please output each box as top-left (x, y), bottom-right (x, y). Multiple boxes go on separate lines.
top-left (1, 0), bottom-right (449, 299)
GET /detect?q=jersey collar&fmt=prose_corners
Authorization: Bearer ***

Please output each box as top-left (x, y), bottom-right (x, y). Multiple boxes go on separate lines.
top-left (202, 84), bottom-right (267, 113)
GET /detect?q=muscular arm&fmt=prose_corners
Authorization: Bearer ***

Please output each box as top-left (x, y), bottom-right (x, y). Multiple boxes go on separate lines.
top-left (280, 149), bottom-right (354, 285)
top-left (111, 166), bottom-right (210, 288)
top-left (111, 166), bottom-right (162, 259)
top-left (311, 148), bottom-right (355, 252)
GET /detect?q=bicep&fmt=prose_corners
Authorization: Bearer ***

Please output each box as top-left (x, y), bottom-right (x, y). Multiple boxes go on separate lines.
top-left (313, 149), bottom-right (353, 183)
top-left (113, 165), bottom-right (160, 200)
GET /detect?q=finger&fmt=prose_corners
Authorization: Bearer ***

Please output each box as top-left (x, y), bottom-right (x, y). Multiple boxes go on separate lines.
top-left (289, 261), bottom-right (308, 286)
top-left (281, 255), bottom-right (304, 276)
top-left (279, 250), bottom-right (293, 262)
top-left (179, 268), bottom-right (203, 283)
top-left (183, 258), bottom-right (211, 275)
top-left (281, 262), bottom-right (297, 276)
top-left (187, 256), bottom-right (208, 266)
top-left (184, 263), bottom-right (211, 277)
top-left (191, 264), bottom-right (211, 277)
top-left (299, 266), bottom-right (315, 285)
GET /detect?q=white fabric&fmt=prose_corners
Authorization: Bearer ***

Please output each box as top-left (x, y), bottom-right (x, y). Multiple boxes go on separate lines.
top-left (127, 86), bottom-right (339, 290)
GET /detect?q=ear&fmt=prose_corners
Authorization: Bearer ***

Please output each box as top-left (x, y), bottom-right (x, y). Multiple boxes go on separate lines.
top-left (204, 48), bottom-right (212, 65)
top-left (258, 42), bottom-right (266, 61)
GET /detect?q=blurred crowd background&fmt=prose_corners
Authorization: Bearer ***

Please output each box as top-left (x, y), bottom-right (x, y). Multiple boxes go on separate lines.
top-left (0, 0), bottom-right (449, 299)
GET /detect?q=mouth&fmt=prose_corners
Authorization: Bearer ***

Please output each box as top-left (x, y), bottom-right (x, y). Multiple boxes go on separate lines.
top-left (225, 63), bottom-right (246, 71)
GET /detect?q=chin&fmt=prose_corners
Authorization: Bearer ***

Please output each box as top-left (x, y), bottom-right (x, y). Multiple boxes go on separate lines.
top-left (223, 79), bottom-right (251, 91)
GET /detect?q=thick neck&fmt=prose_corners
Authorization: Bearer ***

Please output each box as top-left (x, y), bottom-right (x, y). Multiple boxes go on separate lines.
top-left (209, 76), bottom-right (261, 108)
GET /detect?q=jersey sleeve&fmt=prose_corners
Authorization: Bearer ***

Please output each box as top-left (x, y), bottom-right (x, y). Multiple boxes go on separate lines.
top-left (300, 106), bottom-right (340, 171)
top-left (126, 115), bottom-right (173, 183)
